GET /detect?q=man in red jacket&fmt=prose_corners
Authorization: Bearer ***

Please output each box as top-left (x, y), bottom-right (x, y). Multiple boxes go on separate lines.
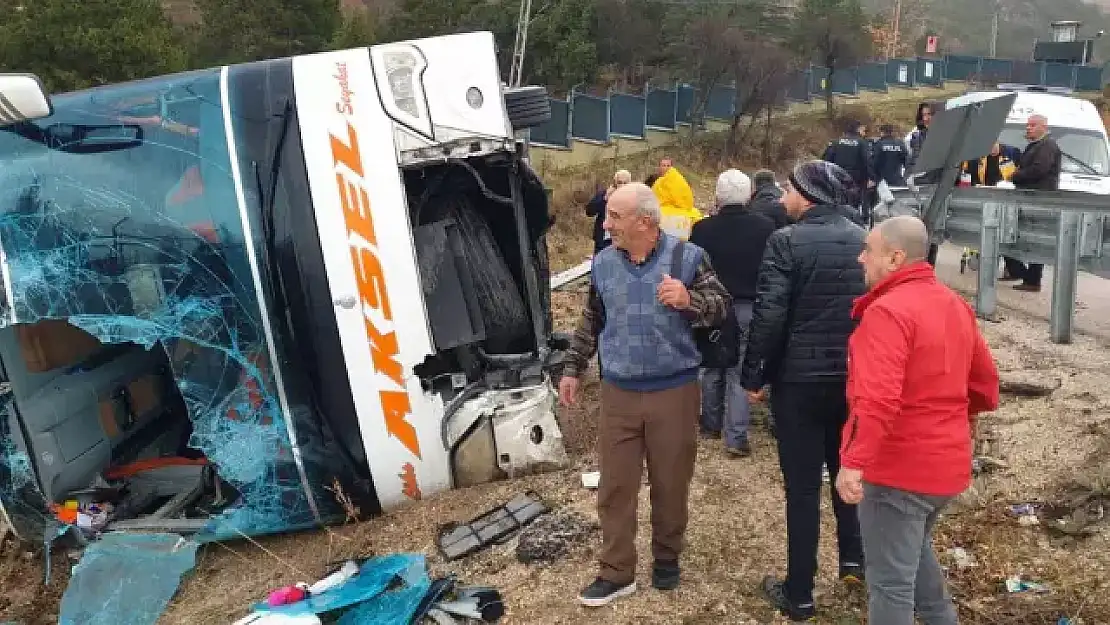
top-left (837, 215), bottom-right (999, 625)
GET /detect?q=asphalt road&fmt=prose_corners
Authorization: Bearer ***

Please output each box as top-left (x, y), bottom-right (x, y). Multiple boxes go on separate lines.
top-left (935, 242), bottom-right (1110, 340)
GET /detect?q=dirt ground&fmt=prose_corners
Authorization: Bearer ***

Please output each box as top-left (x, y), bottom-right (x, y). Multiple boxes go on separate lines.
top-left (4, 96), bottom-right (1110, 624)
top-left (167, 297), bottom-right (1110, 624)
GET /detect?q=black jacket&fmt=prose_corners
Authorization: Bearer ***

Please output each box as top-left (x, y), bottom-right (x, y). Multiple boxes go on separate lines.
top-left (822, 133), bottom-right (875, 187)
top-left (873, 136), bottom-right (909, 186)
top-left (908, 127), bottom-right (944, 185)
top-left (1011, 135), bottom-right (1062, 191)
top-left (740, 204), bottom-right (867, 389)
top-left (585, 189), bottom-right (609, 253)
top-left (749, 183), bottom-right (789, 230)
top-left (689, 204), bottom-right (776, 301)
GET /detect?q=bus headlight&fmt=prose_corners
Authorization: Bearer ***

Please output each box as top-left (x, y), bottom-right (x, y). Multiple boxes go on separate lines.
top-left (373, 44), bottom-right (431, 138)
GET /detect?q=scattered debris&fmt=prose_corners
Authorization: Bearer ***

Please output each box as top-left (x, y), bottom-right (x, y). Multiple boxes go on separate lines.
top-left (1005, 575), bottom-right (1050, 594)
top-left (1008, 503), bottom-right (1041, 526)
top-left (246, 553), bottom-right (432, 624)
top-left (1042, 488), bottom-right (1109, 537)
top-left (515, 511), bottom-right (598, 564)
top-left (972, 455), bottom-right (1009, 475)
top-left (437, 492), bottom-right (548, 561)
top-left (998, 371), bottom-right (1061, 397)
top-left (580, 471), bottom-right (600, 490)
top-left (946, 546), bottom-right (978, 569)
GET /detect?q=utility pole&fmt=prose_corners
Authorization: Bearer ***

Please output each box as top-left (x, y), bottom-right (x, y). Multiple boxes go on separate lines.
top-left (509, 0), bottom-right (533, 88)
top-left (890, 0), bottom-right (902, 58)
top-left (989, 8), bottom-right (999, 57)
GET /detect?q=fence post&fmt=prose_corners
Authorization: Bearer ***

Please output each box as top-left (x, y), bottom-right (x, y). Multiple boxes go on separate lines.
top-left (977, 202), bottom-right (1001, 319)
top-left (1049, 210), bottom-right (1082, 344)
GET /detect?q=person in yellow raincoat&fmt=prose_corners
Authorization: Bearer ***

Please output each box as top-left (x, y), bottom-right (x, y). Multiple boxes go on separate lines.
top-left (651, 158), bottom-right (702, 239)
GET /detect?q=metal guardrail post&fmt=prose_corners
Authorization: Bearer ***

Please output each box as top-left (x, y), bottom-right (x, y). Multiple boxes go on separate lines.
top-left (976, 202), bottom-right (1001, 319)
top-left (1049, 210), bottom-right (1082, 344)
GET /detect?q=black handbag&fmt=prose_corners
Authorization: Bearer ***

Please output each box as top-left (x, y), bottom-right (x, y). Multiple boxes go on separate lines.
top-left (670, 241), bottom-right (741, 368)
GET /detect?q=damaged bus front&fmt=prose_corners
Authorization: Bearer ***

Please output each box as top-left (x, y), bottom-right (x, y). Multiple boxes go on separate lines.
top-left (0, 31), bottom-right (568, 547)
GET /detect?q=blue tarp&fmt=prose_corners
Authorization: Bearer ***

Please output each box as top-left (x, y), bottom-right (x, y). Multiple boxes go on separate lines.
top-left (58, 533), bottom-right (199, 625)
top-left (254, 554), bottom-right (430, 624)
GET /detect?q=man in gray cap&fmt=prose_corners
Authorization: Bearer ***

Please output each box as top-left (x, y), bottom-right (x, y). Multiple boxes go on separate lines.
top-left (741, 160), bottom-right (868, 622)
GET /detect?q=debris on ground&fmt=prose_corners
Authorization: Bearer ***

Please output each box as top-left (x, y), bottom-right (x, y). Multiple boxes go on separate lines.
top-left (437, 492), bottom-right (548, 561)
top-left (1005, 575), bottom-right (1050, 594)
top-left (946, 547), bottom-right (978, 570)
top-left (973, 455), bottom-right (1009, 475)
top-left (1042, 487), bottom-right (1109, 537)
top-left (241, 553), bottom-right (434, 625)
top-left (515, 510), bottom-right (598, 564)
top-left (998, 370), bottom-right (1062, 397)
top-left (1008, 503), bottom-right (1042, 526)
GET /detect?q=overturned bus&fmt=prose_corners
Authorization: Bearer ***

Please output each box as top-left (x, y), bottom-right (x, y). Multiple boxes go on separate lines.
top-left (0, 31), bottom-right (569, 547)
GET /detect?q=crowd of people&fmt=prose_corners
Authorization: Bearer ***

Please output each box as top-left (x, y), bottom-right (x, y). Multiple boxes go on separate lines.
top-left (550, 106), bottom-right (1072, 620)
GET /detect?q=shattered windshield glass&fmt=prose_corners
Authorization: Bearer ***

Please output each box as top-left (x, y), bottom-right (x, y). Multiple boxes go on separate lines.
top-left (0, 67), bottom-right (343, 543)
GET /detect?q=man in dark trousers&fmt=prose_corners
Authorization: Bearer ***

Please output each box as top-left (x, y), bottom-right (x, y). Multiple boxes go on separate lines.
top-left (690, 169), bottom-right (776, 457)
top-left (822, 119), bottom-right (876, 218)
top-left (873, 124), bottom-right (909, 188)
top-left (741, 160), bottom-right (867, 622)
top-left (561, 183), bottom-right (730, 607)
top-left (749, 169), bottom-right (789, 229)
top-left (1004, 114), bottom-right (1062, 292)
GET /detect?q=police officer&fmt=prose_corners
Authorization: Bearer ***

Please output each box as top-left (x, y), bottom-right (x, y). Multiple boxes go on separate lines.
top-left (823, 119), bottom-right (876, 221)
top-left (872, 124), bottom-right (909, 187)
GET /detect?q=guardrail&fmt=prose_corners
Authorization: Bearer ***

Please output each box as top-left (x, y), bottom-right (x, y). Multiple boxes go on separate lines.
top-left (884, 185), bottom-right (1109, 343)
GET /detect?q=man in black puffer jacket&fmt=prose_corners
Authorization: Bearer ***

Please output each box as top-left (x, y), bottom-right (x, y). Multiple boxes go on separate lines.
top-left (741, 160), bottom-right (867, 623)
top-left (749, 169), bottom-right (789, 230)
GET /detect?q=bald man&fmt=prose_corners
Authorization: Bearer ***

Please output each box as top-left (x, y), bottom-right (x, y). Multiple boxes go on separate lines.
top-left (1004, 114), bottom-right (1062, 292)
top-left (838, 215), bottom-right (999, 625)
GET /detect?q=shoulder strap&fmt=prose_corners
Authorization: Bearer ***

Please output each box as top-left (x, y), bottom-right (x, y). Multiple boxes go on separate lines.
top-left (669, 238), bottom-right (686, 283)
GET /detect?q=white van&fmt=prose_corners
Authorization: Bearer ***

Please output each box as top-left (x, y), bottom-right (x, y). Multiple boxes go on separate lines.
top-left (0, 32), bottom-right (569, 544)
top-left (945, 87), bottom-right (1110, 194)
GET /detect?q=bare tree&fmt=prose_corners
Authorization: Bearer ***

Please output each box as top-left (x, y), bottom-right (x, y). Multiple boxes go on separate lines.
top-left (666, 0), bottom-right (790, 137)
top-left (726, 41), bottom-right (793, 158)
top-left (669, 17), bottom-right (750, 137)
top-left (792, 0), bottom-right (871, 117)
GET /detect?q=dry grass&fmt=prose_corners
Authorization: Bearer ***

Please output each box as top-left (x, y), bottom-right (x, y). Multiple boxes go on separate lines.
top-left (5, 92), bottom-right (1110, 624)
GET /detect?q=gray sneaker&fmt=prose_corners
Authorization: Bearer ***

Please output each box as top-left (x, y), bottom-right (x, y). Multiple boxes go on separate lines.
top-left (726, 439), bottom-right (752, 457)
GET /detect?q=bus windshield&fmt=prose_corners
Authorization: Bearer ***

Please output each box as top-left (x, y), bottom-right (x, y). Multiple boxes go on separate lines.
top-left (0, 65), bottom-right (340, 540)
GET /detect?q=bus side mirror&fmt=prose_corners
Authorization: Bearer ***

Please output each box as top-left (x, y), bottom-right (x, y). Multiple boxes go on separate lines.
top-left (0, 74), bottom-right (53, 126)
